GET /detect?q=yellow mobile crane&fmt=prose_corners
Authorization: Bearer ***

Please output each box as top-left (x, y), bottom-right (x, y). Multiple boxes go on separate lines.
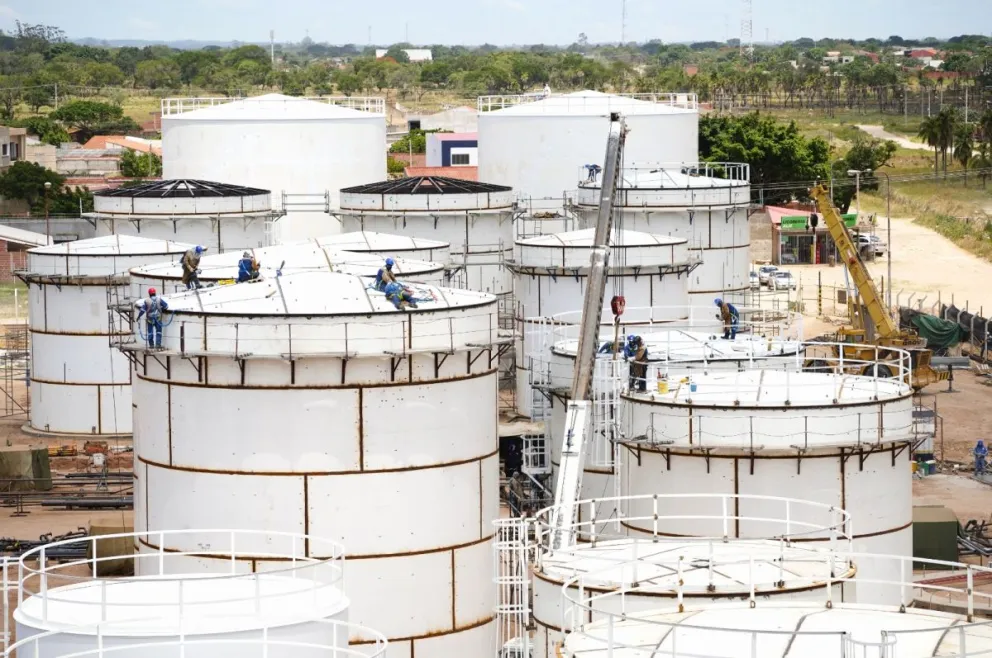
top-left (808, 184), bottom-right (947, 390)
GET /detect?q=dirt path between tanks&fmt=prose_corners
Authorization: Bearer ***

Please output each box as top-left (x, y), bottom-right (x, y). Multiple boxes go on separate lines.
top-left (857, 124), bottom-right (930, 151)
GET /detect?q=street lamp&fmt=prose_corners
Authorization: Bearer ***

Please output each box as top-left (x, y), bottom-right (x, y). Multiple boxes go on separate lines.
top-left (847, 168), bottom-right (871, 223)
top-left (878, 171), bottom-right (892, 313)
top-left (43, 181), bottom-right (52, 245)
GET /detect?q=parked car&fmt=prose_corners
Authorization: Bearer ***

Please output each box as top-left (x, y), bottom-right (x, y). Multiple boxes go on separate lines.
top-left (749, 271), bottom-right (759, 289)
top-left (758, 265), bottom-right (779, 285)
top-left (857, 234), bottom-right (887, 256)
top-left (770, 271), bottom-right (796, 290)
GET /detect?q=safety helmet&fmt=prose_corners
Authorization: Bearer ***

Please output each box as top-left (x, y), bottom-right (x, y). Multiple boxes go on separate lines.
top-left (714, 298), bottom-right (723, 306)
top-left (148, 288), bottom-right (157, 296)
top-left (385, 257), bottom-right (395, 268)
top-left (195, 245), bottom-right (204, 254)
top-left (243, 251), bottom-right (250, 258)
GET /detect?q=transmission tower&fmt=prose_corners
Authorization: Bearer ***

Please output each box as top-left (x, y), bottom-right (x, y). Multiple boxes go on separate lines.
top-left (740, 0), bottom-right (754, 61)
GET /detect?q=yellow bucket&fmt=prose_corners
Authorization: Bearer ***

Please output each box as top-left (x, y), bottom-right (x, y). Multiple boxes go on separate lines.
top-left (911, 461), bottom-right (918, 473)
top-left (657, 380), bottom-right (669, 394)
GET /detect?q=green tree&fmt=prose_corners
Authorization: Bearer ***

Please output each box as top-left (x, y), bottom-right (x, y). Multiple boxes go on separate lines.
top-left (953, 123), bottom-right (975, 185)
top-left (698, 112), bottom-right (830, 204)
top-left (48, 185), bottom-right (94, 215)
top-left (936, 107), bottom-right (959, 177)
top-left (383, 45), bottom-right (410, 64)
top-left (135, 59), bottom-right (180, 89)
top-left (13, 116), bottom-right (70, 146)
top-left (119, 149), bottom-right (162, 178)
top-left (831, 135), bottom-right (898, 212)
top-left (918, 115), bottom-right (941, 177)
top-left (51, 100), bottom-right (140, 142)
top-left (0, 161), bottom-right (64, 209)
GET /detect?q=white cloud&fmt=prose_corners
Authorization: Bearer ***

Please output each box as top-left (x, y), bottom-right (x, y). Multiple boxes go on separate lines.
top-left (127, 16), bottom-right (157, 32)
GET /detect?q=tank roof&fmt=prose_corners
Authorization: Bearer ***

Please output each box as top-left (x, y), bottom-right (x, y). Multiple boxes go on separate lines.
top-left (340, 175), bottom-right (510, 196)
top-left (311, 231), bottom-right (450, 252)
top-left (540, 538), bottom-right (852, 595)
top-left (165, 93), bottom-right (382, 121)
top-left (563, 603), bottom-right (992, 658)
top-left (28, 234), bottom-right (191, 257)
top-left (629, 369), bottom-right (911, 408)
top-left (162, 270), bottom-right (493, 317)
top-left (14, 575), bottom-right (347, 635)
top-left (518, 228), bottom-right (686, 249)
top-left (130, 244), bottom-right (444, 281)
top-left (486, 90), bottom-right (696, 116)
top-left (94, 179), bottom-right (270, 198)
top-left (552, 330), bottom-right (803, 362)
top-left (617, 168), bottom-right (751, 190)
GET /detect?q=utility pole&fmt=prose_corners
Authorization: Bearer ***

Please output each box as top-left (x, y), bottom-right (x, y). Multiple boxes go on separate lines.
top-left (43, 181), bottom-right (52, 245)
top-left (269, 30), bottom-right (275, 64)
top-left (621, 0), bottom-right (627, 45)
top-left (740, 0), bottom-right (754, 61)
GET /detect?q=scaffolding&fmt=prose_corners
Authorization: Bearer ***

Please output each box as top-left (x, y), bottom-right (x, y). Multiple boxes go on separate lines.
top-left (0, 324), bottom-right (29, 420)
top-left (493, 517), bottom-right (533, 658)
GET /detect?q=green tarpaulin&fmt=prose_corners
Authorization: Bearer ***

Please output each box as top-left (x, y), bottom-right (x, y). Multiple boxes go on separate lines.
top-left (912, 314), bottom-right (965, 351)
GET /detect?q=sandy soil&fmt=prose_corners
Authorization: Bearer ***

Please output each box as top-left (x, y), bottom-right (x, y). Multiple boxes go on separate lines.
top-left (857, 125), bottom-right (929, 151)
top-left (787, 214), bottom-right (992, 314)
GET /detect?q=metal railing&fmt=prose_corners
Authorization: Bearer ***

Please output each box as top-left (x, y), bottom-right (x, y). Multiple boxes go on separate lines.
top-left (559, 550), bottom-right (992, 658)
top-left (161, 95), bottom-right (386, 116)
top-left (477, 92), bottom-right (698, 113)
top-left (533, 493), bottom-right (853, 559)
top-left (16, 529), bottom-right (345, 627)
top-left (5, 618), bottom-right (387, 658)
top-left (579, 162), bottom-right (751, 188)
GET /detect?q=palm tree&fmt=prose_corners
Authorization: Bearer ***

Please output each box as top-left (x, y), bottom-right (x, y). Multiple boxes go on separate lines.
top-left (918, 115), bottom-right (941, 178)
top-left (954, 123), bottom-right (975, 186)
top-left (974, 141), bottom-right (992, 189)
top-left (936, 107), bottom-right (959, 177)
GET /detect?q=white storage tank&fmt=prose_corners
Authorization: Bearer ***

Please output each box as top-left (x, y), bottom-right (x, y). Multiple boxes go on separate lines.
top-left (128, 243), bottom-right (446, 299)
top-left (161, 94), bottom-right (387, 241)
top-left (125, 271), bottom-right (501, 657)
top-left (18, 235), bottom-right (191, 436)
top-left (530, 494), bottom-right (854, 658)
top-left (12, 529), bottom-right (386, 658)
top-left (478, 91), bottom-right (698, 203)
top-left (310, 231), bottom-right (451, 264)
top-left (91, 179), bottom-right (277, 253)
top-left (575, 164), bottom-right (752, 310)
top-left (619, 357), bottom-right (916, 606)
top-left (338, 176), bottom-right (515, 296)
top-left (511, 228), bottom-right (693, 418)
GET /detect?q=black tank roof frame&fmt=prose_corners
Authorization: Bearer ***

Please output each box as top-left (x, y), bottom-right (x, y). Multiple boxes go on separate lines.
top-left (95, 179), bottom-right (270, 198)
top-left (341, 176), bottom-right (510, 196)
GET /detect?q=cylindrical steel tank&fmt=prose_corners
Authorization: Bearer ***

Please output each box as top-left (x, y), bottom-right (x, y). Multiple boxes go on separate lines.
top-left (127, 271), bottom-right (500, 657)
top-left (575, 164), bottom-right (752, 310)
top-left (478, 91), bottom-right (698, 203)
top-left (91, 179), bottom-right (277, 253)
top-left (11, 529), bottom-right (384, 658)
top-left (161, 94), bottom-right (386, 241)
top-left (309, 231), bottom-right (451, 264)
top-left (511, 228), bottom-right (693, 418)
top-left (128, 243), bottom-right (446, 299)
top-left (18, 235), bottom-right (190, 436)
top-left (530, 494), bottom-right (855, 658)
top-left (338, 176), bottom-right (515, 297)
top-left (619, 361), bottom-right (915, 606)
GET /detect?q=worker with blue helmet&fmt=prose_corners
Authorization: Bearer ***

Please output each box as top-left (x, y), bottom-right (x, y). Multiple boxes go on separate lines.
top-left (976, 440), bottom-right (988, 476)
top-left (375, 257), bottom-right (397, 292)
top-left (237, 251), bottom-right (260, 283)
top-left (384, 281), bottom-right (418, 310)
top-left (715, 298), bottom-right (740, 339)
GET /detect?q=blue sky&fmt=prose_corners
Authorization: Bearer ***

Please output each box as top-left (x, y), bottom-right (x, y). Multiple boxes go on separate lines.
top-left (0, 0), bottom-right (989, 45)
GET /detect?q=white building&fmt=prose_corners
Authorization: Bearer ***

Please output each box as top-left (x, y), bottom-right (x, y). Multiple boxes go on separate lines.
top-left (375, 48), bottom-right (433, 62)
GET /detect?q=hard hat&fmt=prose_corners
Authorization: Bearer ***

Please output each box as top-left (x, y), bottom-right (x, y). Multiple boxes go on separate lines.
top-left (195, 245), bottom-right (204, 254)
top-left (243, 251), bottom-right (250, 258)
top-left (385, 257), bottom-right (395, 267)
top-left (714, 298), bottom-right (723, 306)
top-left (148, 287), bottom-right (157, 296)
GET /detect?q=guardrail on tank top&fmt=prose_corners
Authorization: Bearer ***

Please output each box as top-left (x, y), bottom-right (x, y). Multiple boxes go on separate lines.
top-left (559, 549), bottom-right (992, 658)
top-left (532, 493), bottom-right (853, 560)
top-left (15, 529), bottom-right (345, 628)
top-left (4, 618), bottom-right (388, 658)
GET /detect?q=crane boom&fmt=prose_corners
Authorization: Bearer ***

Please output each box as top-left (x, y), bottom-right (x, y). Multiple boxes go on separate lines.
top-left (810, 184), bottom-right (897, 337)
top-left (547, 114), bottom-right (627, 551)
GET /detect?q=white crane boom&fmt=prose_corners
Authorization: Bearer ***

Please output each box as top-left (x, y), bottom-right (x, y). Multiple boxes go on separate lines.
top-left (547, 114), bottom-right (627, 551)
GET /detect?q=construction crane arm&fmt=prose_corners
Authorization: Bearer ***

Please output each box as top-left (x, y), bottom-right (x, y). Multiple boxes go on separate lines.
top-left (810, 184), bottom-right (897, 338)
top-left (547, 114), bottom-right (627, 551)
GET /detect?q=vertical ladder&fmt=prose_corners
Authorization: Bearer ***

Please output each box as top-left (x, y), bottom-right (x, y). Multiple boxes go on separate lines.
top-left (547, 401), bottom-right (591, 550)
top-left (494, 517), bottom-right (532, 658)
